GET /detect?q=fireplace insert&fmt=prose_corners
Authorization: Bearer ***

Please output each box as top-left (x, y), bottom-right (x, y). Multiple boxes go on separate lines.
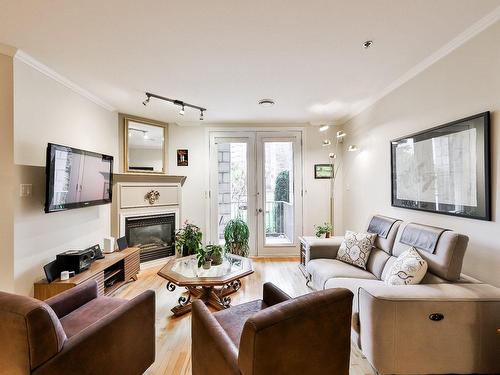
top-left (125, 213), bottom-right (175, 262)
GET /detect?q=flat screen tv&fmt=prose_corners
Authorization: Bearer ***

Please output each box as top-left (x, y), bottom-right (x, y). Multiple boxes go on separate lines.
top-left (45, 143), bottom-right (113, 213)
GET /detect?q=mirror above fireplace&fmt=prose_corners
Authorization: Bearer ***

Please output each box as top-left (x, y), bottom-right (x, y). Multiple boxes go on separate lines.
top-left (121, 114), bottom-right (168, 174)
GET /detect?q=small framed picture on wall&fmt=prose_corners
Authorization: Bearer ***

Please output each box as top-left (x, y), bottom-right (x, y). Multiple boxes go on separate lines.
top-left (177, 149), bottom-right (188, 166)
top-left (314, 164), bottom-right (333, 179)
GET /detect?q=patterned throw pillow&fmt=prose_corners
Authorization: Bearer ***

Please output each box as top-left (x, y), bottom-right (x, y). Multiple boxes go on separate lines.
top-left (336, 231), bottom-right (377, 269)
top-left (385, 247), bottom-right (428, 285)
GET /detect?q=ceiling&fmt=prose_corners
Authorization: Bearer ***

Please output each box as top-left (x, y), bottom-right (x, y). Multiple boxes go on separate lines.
top-left (1, 0), bottom-right (499, 124)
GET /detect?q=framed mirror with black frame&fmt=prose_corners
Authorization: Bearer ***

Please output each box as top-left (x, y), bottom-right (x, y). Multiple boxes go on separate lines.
top-left (390, 111), bottom-right (490, 221)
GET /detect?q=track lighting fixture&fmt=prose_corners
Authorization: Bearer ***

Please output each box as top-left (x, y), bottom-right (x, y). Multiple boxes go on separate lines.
top-left (348, 145), bottom-right (359, 152)
top-left (319, 125), bottom-right (330, 132)
top-left (322, 139), bottom-right (332, 147)
top-left (142, 92), bottom-right (206, 119)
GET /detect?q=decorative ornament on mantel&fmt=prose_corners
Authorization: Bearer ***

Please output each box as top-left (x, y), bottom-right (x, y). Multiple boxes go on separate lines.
top-left (145, 190), bottom-right (160, 205)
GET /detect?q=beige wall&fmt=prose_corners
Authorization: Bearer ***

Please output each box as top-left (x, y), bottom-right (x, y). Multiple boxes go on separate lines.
top-left (167, 123), bottom-right (341, 245)
top-left (13, 58), bottom-right (118, 295)
top-left (342, 21), bottom-right (500, 286)
top-left (0, 48), bottom-right (15, 292)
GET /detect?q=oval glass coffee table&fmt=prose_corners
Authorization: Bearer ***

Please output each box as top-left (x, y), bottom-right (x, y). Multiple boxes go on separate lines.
top-left (158, 254), bottom-right (253, 317)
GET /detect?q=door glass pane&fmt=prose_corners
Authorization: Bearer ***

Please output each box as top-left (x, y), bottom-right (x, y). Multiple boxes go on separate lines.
top-left (264, 142), bottom-right (294, 245)
top-left (217, 142), bottom-right (248, 244)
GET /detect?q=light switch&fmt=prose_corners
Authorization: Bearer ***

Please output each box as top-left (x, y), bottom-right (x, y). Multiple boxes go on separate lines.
top-left (20, 184), bottom-right (32, 197)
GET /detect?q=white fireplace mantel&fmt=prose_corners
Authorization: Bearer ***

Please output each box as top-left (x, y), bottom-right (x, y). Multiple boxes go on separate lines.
top-left (111, 176), bottom-right (184, 254)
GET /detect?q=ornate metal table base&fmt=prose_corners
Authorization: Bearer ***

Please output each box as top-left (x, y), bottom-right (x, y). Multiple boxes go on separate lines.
top-left (167, 280), bottom-right (242, 317)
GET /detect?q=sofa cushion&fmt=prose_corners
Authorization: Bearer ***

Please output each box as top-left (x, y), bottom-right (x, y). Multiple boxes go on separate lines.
top-left (385, 247), bottom-right (428, 285)
top-left (393, 223), bottom-right (469, 281)
top-left (59, 296), bottom-right (127, 338)
top-left (307, 259), bottom-right (377, 290)
top-left (323, 278), bottom-right (386, 313)
top-left (213, 299), bottom-right (267, 347)
top-left (365, 248), bottom-right (391, 279)
top-left (336, 231), bottom-right (377, 269)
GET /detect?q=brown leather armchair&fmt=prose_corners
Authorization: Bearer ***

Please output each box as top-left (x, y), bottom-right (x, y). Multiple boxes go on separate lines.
top-left (0, 280), bottom-right (155, 375)
top-left (192, 282), bottom-right (353, 375)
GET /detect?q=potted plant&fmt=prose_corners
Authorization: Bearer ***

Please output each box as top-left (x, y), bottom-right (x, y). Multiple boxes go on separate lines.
top-left (206, 244), bottom-right (224, 266)
top-left (175, 221), bottom-right (203, 257)
top-left (314, 222), bottom-right (333, 238)
top-left (196, 247), bottom-right (212, 269)
top-left (224, 218), bottom-right (250, 257)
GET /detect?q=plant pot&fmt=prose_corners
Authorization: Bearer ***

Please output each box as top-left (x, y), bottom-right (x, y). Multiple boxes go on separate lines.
top-left (325, 232), bottom-right (331, 238)
top-left (202, 260), bottom-right (212, 269)
top-left (211, 253), bottom-right (223, 266)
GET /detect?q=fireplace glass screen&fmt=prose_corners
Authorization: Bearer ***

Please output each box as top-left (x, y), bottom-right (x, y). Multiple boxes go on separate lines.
top-left (125, 213), bottom-right (175, 262)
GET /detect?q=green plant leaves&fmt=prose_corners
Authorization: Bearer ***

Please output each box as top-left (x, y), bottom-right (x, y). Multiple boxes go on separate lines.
top-left (224, 218), bottom-right (249, 257)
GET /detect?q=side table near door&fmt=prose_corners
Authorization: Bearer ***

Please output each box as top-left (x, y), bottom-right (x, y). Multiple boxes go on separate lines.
top-left (299, 236), bottom-right (314, 279)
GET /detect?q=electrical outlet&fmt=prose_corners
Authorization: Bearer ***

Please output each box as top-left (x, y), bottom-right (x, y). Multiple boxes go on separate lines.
top-left (20, 184), bottom-right (32, 197)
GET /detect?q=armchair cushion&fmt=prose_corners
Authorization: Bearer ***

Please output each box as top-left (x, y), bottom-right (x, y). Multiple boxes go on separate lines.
top-left (45, 279), bottom-right (98, 319)
top-left (34, 290), bottom-right (155, 375)
top-left (59, 296), bottom-right (128, 337)
top-left (213, 300), bottom-right (268, 346)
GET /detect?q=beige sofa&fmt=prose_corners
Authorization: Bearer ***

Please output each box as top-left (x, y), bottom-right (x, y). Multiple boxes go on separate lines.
top-left (305, 215), bottom-right (500, 375)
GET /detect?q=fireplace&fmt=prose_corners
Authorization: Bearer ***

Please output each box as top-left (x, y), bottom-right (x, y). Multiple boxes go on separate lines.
top-left (125, 213), bottom-right (176, 262)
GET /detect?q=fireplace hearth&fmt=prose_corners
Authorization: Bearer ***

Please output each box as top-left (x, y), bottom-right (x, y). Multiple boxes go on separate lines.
top-left (125, 213), bottom-right (175, 262)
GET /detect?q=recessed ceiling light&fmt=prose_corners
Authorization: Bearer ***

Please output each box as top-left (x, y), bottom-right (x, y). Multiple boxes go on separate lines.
top-left (363, 40), bottom-right (373, 49)
top-left (319, 125), bottom-right (330, 132)
top-left (258, 99), bottom-right (275, 107)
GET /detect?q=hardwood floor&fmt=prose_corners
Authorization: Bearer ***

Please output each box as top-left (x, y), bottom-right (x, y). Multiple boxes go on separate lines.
top-left (115, 257), bottom-right (376, 375)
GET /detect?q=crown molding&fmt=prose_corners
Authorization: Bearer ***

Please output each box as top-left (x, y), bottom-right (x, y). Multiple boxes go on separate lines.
top-left (0, 43), bottom-right (17, 57)
top-left (14, 50), bottom-right (116, 112)
top-left (344, 5), bottom-right (500, 124)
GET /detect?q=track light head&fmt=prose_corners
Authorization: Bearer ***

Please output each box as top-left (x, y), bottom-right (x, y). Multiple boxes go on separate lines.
top-left (179, 105), bottom-right (185, 116)
top-left (200, 110), bottom-right (204, 121)
top-left (319, 125), bottom-right (330, 132)
top-left (322, 139), bottom-right (332, 147)
top-left (142, 95), bottom-right (150, 106)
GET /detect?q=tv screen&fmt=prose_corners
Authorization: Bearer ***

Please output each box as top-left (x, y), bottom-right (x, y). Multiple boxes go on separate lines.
top-left (45, 143), bottom-right (113, 213)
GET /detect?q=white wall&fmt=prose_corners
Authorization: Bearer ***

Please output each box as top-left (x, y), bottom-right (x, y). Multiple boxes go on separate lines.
top-left (13, 59), bottom-right (118, 295)
top-left (167, 123), bottom-right (340, 245)
top-left (0, 48), bottom-right (15, 292)
top-left (342, 20), bottom-right (500, 286)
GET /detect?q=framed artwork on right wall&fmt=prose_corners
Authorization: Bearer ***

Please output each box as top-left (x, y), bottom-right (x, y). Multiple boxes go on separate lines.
top-left (391, 111), bottom-right (491, 221)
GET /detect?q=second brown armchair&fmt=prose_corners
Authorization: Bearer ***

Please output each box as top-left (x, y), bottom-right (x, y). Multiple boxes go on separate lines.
top-left (192, 282), bottom-right (353, 375)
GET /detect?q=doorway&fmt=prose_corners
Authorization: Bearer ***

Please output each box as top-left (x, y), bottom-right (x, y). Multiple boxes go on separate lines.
top-left (209, 131), bottom-right (302, 256)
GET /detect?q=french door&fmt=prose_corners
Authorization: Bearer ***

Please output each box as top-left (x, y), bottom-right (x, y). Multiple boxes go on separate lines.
top-left (209, 131), bottom-right (302, 256)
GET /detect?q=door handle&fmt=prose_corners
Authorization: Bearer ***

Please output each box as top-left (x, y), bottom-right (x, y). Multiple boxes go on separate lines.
top-left (257, 208), bottom-right (263, 213)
